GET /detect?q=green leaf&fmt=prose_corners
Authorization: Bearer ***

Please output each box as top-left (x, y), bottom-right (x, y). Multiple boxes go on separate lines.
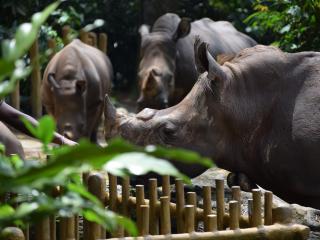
top-left (0, 205), bottom-right (15, 219)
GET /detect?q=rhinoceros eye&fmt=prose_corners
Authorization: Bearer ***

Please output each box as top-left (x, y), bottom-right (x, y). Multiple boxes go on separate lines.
top-left (159, 122), bottom-right (177, 143)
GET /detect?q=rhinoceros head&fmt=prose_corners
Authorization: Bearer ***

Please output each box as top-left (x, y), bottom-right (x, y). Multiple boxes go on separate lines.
top-left (48, 72), bottom-right (87, 141)
top-left (137, 17), bottom-right (191, 111)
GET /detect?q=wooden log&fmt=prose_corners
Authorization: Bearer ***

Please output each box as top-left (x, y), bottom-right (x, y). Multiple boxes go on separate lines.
top-left (149, 178), bottom-right (159, 235)
top-left (1, 227), bottom-right (25, 240)
top-left (184, 205), bottom-right (195, 233)
top-left (140, 205), bottom-right (150, 236)
top-left (229, 201), bottom-right (239, 230)
top-left (10, 82), bottom-right (20, 110)
top-left (98, 33), bottom-right (108, 54)
top-left (87, 173), bottom-right (106, 240)
top-left (109, 173), bottom-right (118, 212)
top-left (35, 217), bottom-right (50, 240)
top-left (175, 179), bottom-right (185, 233)
top-left (62, 26), bottom-right (71, 45)
top-left (47, 38), bottom-right (56, 60)
top-left (216, 179), bottom-right (225, 230)
top-left (162, 175), bottom-right (170, 201)
top-left (231, 186), bottom-right (241, 217)
top-left (121, 176), bottom-right (130, 217)
top-left (160, 196), bottom-right (171, 235)
top-left (30, 39), bottom-right (42, 118)
top-left (106, 223), bottom-right (310, 240)
top-left (264, 191), bottom-right (273, 225)
top-left (136, 185), bottom-right (145, 234)
top-left (205, 214), bottom-right (217, 232)
top-left (203, 186), bottom-right (212, 231)
top-left (252, 189), bottom-right (262, 227)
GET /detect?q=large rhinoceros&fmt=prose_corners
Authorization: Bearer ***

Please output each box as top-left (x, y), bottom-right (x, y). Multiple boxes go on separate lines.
top-left (41, 39), bottom-right (113, 142)
top-left (105, 38), bottom-right (320, 209)
top-left (137, 13), bottom-right (256, 111)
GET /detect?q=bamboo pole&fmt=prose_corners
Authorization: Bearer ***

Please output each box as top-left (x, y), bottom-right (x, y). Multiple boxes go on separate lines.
top-left (136, 185), bottom-right (145, 234)
top-left (252, 189), bottom-right (262, 227)
top-left (74, 215), bottom-right (79, 240)
top-left (216, 179), bottom-right (225, 230)
top-left (79, 29), bottom-right (89, 44)
top-left (60, 218), bottom-right (67, 240)
top-left (23, 225), bottom-right (29, 240)
top-left (149, 178), bottom-right (159, 235)
top-left (106, 223), bottom-right (310, 240)
top-left (162, 175), bottom-right (170, 201)
top-left (184, 205), bottom-right (195, 233)
top-left (205, 214), bottom-right (217, 232)
top-left (49, 215), bottom-right (56, 240)
top-left (30, 39), bottom-right (42, 118)
top-left (203, 186), bottom-right (212, 231)
top-left (231, 186), bottom-right (241, 217)
top-left (98, 33), bottom-right (108, 54)
top-left (248, 198), bottom-right (253, 227)
top-left (62, 26), bottom-right (71, 45)
top-left (141, 205), bottom-right (150, 236)
top-left (121, 176), bottom-right (130, 217)
top-left (88, 32), bottom-right (97, 47)
top-left (160, 196), bottom-right (171, 235)
top-left (229, 201), bottom-right (239, 230)
top-left (109, 173), bottom-right (118, 212)
top-left (264, 191), bottom-right (273, 225)
top-left (35, 217), bottom-right (50, 240)
top-left (66, 217), bottom-right (76, 239)
top-left (186, 192), bottom-right (197, 230)
top-left (175, 179), bottom-right (185, 233)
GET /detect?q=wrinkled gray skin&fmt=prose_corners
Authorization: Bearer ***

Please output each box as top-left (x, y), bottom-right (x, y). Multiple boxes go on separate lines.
top-left (42, 39), bottom-right (113, 142)
top-left (0, 122), bottom-right (24, 159)
top-left (137, 13), bottom-right (256, 111)
top-left (106, 40), bottom-right (320, 209)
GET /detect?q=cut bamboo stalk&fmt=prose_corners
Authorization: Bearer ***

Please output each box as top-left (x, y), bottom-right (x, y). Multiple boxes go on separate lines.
top-left (216, 179), bottom-right (225, 230)
top-left (229, 200), bottom-right (239, 230)
top-left (121, 176), bottom-right (130, 217)
top-left (109, 173), bottom-right (117, 212)
top-left (231, 186), bottom-right (241, 217)
top-left (205, 214), bottom-right (217, 232)
top-left (74, 215), bottom-right (79, 240)
top-left (184, 205), bottom-right (195, 233)
top-left (175, 179), bottom-right (185, 233)
top-left (136, 185), bottom-right (145, 233)
top-left (141, 205), bottom-right (150, 236)
top-left (203, 186), bottom-right (212, 231)
top-left (149, 178), bottom-right (159, 235)
top-left (186, 192), bottom-right (197, 230)
top-left (264, 191), bottom-right (273, 225)
top-left (79, 29), bottom-right (89, 44)
top-left (23, 224), bottom-right (29, 240)
top-left (162, 175), bottom-right (170, 201)
top-left (60, 218), bottom-right (67, 240)
top-left (62, 26), bottom-right (71, 45)
top-left (248, 198), bottom-right (253, 227)
top-left (88, 32), bottom-right (97, 47)
top-left (252, 189), bottom-right (262, 227)
top-left (66, 217), bottom-right (75, 239)
top-left (35, 217), bottom-right (50, 240)
top-left (98, 33), bottom-right (108, 54)
top-left (160, 196), bottom-right (171, 234)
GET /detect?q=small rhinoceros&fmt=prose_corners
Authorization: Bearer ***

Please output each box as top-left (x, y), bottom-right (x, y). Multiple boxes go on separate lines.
top-left (41, 39), bottom-right (113, 142)
top-left (105, 38), bottom-right (320, 209)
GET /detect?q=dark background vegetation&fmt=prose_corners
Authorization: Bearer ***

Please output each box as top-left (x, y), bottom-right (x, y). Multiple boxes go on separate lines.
top-left (1, 0), bottom-right (319, 112)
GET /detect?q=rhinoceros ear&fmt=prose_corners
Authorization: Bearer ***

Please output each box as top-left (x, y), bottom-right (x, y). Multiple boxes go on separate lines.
top-left (48, 73), bottom-right (60, 90)
top-left (173, 18), bottom-right (191, 41)
top-left (139, 24), bottom-right (150, 39)
top-left (194, 36), bottom-right (226, 81)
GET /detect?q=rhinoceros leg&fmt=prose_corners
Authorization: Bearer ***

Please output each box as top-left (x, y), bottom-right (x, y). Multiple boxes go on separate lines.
top-left (227, 172), bottom-right (258, 192)
top-left (0, 121), bottom-right (25, 159)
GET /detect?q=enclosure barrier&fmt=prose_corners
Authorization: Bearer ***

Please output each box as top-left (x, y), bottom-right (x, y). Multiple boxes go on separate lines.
top-left (9, 26), bottom-right (108, 117)
top-left (10, 172), bottom-right (309, 240)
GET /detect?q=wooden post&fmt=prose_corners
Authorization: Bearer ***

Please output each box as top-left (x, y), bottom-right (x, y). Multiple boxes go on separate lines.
top-left (184, 205), bottom-right (195, 233)
top-left (264, 191), bottom-right (273, 225)
top-left (121, 176), bottom-right (130, 217)
top-left (47, 38), bottom-right (56, 60)
top-left (160, 196), bottom-right (171, 235)
top-left (136, 185), bottom-right (145, 234)
top-left (79, 29), bottom-right (89, 44)
top-left (49, 216), bottom-right (56, 240)
top-left (175, 179), bottom-right (185, 233)
top-left (10, 82), bottom-right (20, 110)
top-left (86, 173), bottom-right (106, 240)
top-left (149, 178), bottom-right (159, 235)
top-left (216, 179), bottom-right (225, 230)
top-left (30, 39), bottom-right (42, 118)
top-left (35, 217), bottom-right (50, 240)
top-left (140, 205), bottom-right (150, 236)
top-left (74, 215), bottom-right (79, 240)
top-left (203, 186), bottom-right (212, 231)
top-left (88, 32), bottom-right (97, 47)
top-left (252, 189), bottom-right (262, 227)
top-left (229, 200), bottom-right (239, 230)
top-left (62, 26), bottom-right (71, 45)
top-left (98, 33), bottom-right (108, 54)
top-left (186, 192), bottom-right (197, 230)
top-left (231, 186), bottom-right (241, 217)
top-left (66, 217), bottom-right (76, 239)
top-left (23, 225), bottom-right (29, 240)
top-left (109, 173), bottom-right (117, 212)
top-left (162, 175), bottom-right (170, 201)
top-left (205, 214), bottom-right (217, 232)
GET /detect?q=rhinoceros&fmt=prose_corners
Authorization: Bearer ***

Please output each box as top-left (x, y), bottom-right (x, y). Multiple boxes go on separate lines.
top-left (137, 13), bottom-right (256, 111)
top-left (41, 39), bottom-right (113, 142)
top-left (105, 38), bottom-right (320, 209)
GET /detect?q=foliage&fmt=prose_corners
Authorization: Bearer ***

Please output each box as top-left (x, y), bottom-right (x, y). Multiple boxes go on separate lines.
top-left (245, 0), bottom-right (320, 51)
